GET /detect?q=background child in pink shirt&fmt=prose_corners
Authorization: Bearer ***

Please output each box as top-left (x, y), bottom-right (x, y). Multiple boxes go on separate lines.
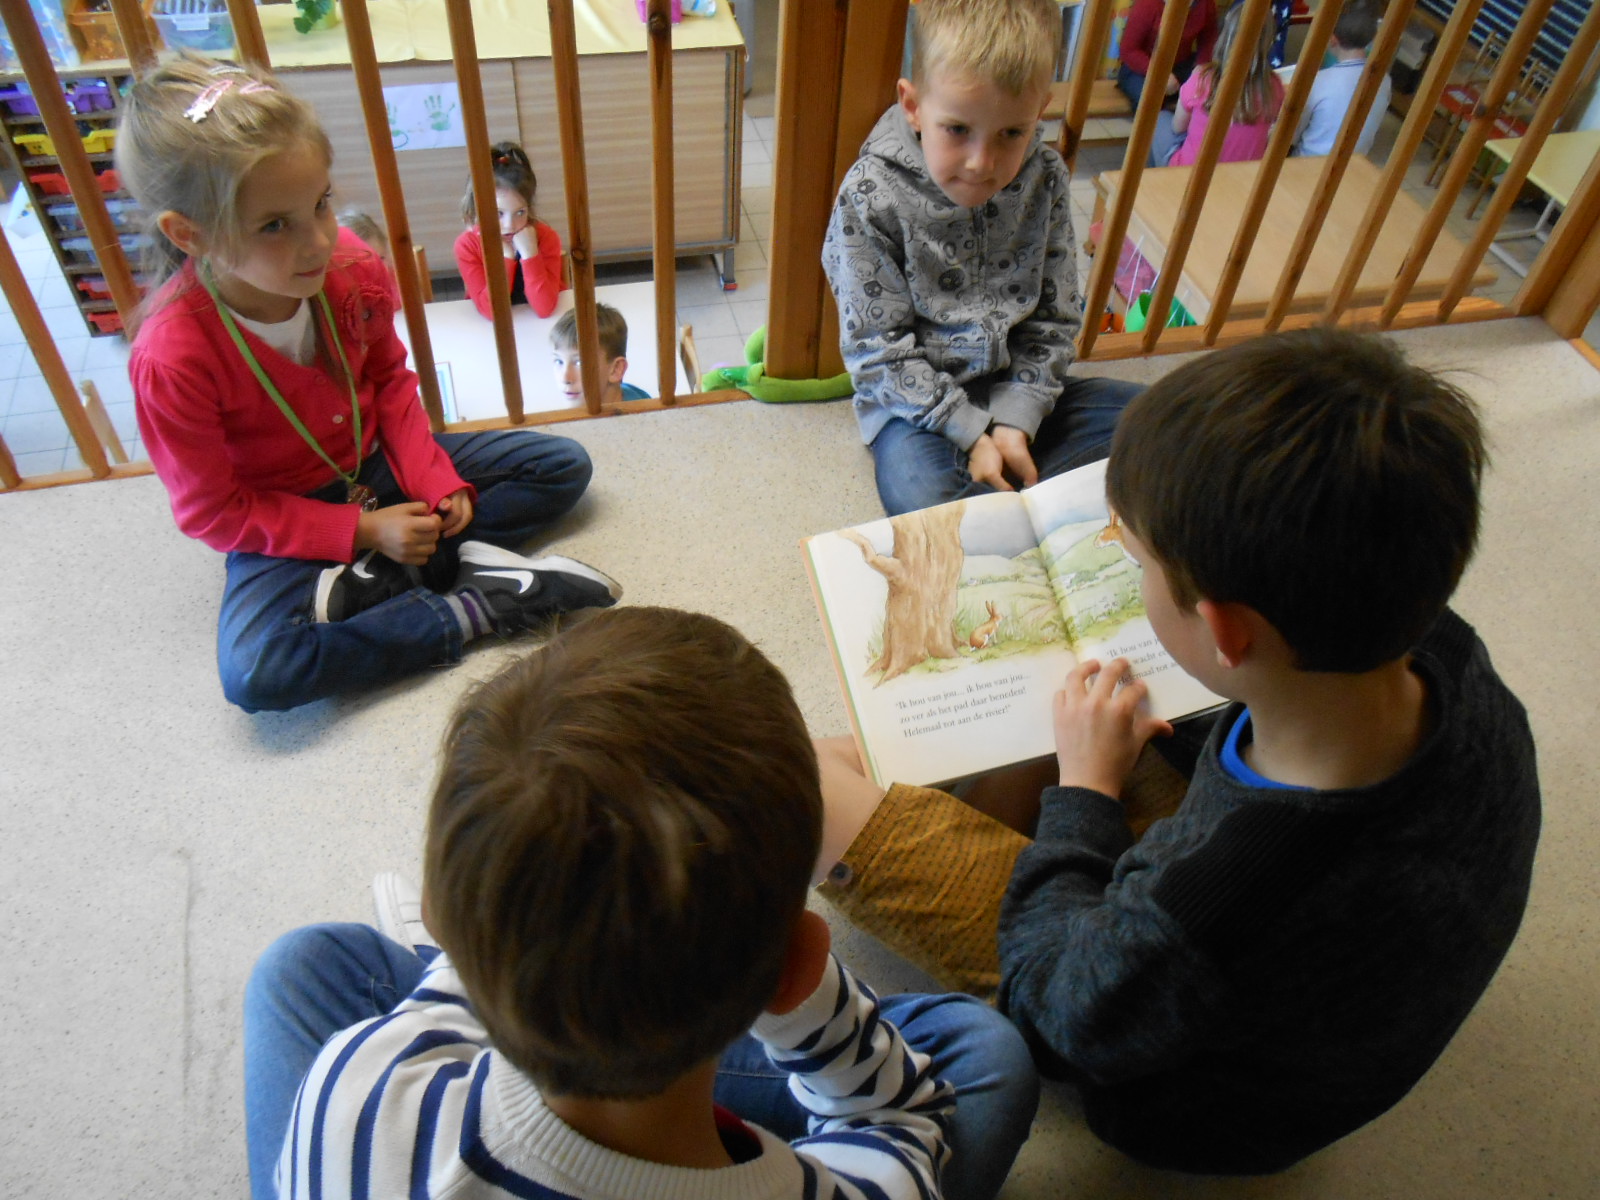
top-left (1150, 4), bottom-right (1283, 167)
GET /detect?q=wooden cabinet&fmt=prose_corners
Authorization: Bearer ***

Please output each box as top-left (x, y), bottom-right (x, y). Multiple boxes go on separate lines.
top-left (511, 49), bottom-right (742, 263)
top-left (278, 44), bottom-right (744, 286)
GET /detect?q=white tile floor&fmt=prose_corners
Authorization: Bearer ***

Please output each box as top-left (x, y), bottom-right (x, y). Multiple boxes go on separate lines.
top-left (0, 204), bottom-right (141, 475)
top-left (0, 102), bottom-right (1582, 482)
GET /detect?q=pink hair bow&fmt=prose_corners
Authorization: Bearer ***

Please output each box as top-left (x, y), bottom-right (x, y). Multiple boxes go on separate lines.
top-left (184, 77), bottom-right (273, 122)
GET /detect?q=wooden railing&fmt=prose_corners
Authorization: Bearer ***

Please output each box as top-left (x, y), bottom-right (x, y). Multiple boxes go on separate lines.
top-left (0, 0), bottom-right (742, 492)
top-left (3, 0), bottom-right (1599, 494)
top-left (765, 0), bottom-right (1600, 374)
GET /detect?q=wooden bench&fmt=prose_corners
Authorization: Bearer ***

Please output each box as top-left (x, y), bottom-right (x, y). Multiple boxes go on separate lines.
top-left (1043, 78), bottom-right (1134, 122)
top-left (1043, 79), bottom-right (1133, 152)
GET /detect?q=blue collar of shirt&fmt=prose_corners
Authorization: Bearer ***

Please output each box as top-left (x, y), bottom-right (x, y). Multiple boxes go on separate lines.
top-left (1221, 708), bottom-right (1313, 790)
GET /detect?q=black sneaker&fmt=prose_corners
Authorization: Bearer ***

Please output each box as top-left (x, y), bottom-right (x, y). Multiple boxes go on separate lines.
top-left (453, 540), bottom-right (622, 633)
top-left (313, 550), bottom-right (420, 623)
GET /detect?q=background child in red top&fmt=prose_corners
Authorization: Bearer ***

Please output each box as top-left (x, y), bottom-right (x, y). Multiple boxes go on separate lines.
top-left (119, 55), bottom-right (619, 712)
top-left (453, 141), bottom-right (565, 320)
top-left (1116, 0), bottom-right (1220, 111)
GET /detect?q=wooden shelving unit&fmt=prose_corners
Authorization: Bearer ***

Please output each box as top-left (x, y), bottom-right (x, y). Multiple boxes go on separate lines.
top-left (0, 66), bottom-right (142, 337)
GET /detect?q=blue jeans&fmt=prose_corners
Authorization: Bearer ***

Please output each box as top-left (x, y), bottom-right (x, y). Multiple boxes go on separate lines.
top-left (217, 430), bottom-right (591, 712)
top-left (869, 376), bottom-right (1141, 516)
top-left (1117, 58), bottom-right (1195, 112)
top-left (243, 924), bottom-right (1040, 1200)
top-left (1116, 62), bottom-right (1148, 110)
top-left (1150, 109), bottom-right (1182, 167)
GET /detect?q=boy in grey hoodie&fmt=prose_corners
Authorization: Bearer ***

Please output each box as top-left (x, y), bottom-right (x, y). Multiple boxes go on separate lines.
top-left (823, 0), bottom-right (1140, 516)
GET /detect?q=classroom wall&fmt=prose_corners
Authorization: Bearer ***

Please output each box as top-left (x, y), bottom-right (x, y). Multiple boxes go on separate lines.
top-left (1576, 78), bottom-right (1600, 131)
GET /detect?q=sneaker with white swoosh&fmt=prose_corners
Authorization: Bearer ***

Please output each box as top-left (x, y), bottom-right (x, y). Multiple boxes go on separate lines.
top-left (313, 550), bottom-right (421, 623)
top-left (452, 540), bottom-right (621, 632)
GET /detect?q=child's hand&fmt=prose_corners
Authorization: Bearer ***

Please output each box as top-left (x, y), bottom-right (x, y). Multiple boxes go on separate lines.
top-left (1165, 73), bottom-right (1181, 96)
top-left (1053, 657), bottom-right (1172, 798)
top-left (968, 427), bottom-right (1039, 492)
top-left (510, 223), bottom-right (538, 261)
top-left (967, 434), bottom-right (1013, 492)
top-left (356, 501), bottom-right (443, 565)
top-left (990, 424), bottom-right (1039, 488)
top-left (436, 488), bottom-right (474, 538)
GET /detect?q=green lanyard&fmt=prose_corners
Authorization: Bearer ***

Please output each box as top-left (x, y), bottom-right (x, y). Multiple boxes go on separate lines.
top-left (200, 263), bottom-right (373, 507)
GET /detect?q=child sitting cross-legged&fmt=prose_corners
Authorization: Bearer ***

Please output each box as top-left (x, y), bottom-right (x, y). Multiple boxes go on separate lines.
top-left (119, 55), bottom-right (618, 713)
top-left (815, 329), bottom-right (1541, 1174)
top-left (823, 0), bottom-right (1142, 518)
top-left (242, 606), bottom-right (1040, 1200)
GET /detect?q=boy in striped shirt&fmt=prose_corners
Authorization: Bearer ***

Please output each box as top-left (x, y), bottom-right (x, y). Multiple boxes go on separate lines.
top-left (242, 606), bottom-right (1038, 1200)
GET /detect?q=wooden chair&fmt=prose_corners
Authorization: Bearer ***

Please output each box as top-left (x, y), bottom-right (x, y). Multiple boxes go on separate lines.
top-left (679, 323), bottom-right (701, 388)
top-left (78, 380), bottom-right (128, 465)
top-left (1465, 59), bottom-right (1558, 218)
top-left (1425, 32), bottom-right (1508, 186)
top-left (413, 246), bottom-right (434, 301)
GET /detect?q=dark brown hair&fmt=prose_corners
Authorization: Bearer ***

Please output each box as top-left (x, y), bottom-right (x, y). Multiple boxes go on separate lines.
top-left (425, 607), bottom-right (822, 1097)
top-left (460, 140), bottom-right (537, 225)
top-left (551, 302), bottom-right (628, 363)
top-left (1107, 329), bottom-right (1486, 673)
top-left (1333, 1), bottom-right (1382, 52)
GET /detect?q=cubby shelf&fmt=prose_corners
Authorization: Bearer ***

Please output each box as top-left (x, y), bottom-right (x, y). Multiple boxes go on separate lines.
top-left (1, 67), bottom-right (141, 337)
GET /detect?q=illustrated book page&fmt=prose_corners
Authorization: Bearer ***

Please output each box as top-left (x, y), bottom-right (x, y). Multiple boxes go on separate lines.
top-left (803, 459), bottom-right (1223, 788)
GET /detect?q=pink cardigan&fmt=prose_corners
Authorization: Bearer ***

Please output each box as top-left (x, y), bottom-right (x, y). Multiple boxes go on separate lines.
top-left (1167, 69), bottom-right (1284, 167)
top-left (454, 221), bottom-right (563, 320)
top-left (131, 227), bottom-right (467, 563)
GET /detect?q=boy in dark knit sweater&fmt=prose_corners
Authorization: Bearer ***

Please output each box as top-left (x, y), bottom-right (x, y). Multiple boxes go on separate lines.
top-left (816, 329), bottom-right (1541, 1174)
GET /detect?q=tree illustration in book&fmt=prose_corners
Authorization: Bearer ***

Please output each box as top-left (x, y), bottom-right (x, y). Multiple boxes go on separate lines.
top-left (839, 502), bottom-right (967, 683)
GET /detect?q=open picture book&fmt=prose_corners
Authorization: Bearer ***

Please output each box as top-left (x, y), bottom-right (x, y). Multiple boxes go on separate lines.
top-left (803, 458), bottom-right (1225, 788)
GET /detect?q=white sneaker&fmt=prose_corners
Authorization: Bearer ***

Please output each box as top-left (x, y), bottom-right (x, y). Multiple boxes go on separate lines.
top-left (372, 872), bottom-right (437, 954)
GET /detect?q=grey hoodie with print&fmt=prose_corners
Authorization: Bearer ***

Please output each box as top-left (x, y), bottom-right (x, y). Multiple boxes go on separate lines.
top-left (822, 103), bottom-right (1086, 451)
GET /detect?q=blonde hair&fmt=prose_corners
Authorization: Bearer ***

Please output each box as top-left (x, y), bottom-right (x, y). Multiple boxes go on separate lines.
top-left (551, 302), bottom-right (627, 363)
top-left (1198, 3), bottom-right (1279, 125)
top-left (337, 209), bottom-right (388, 259)
top-left (910, 0), bottom-right (1058, 96)
top-left (116, 52), bottom-right (331, 293)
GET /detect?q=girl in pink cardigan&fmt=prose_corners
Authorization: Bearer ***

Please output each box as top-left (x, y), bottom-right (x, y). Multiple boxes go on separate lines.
top-left (453, 141), bottom-right (566, 319)
top-left (119, 56), bottom-right (616, 712)
top-left (1149, 3), bottom-right (1284, 168)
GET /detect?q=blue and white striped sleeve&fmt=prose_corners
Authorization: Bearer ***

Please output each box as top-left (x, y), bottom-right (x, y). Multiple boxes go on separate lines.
top-left (752, 956), bottom-right (955, 1199)
top-left (275, 956), bottom-right (485, 1200)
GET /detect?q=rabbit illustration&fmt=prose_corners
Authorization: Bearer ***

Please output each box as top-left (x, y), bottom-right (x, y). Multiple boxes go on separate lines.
top-left (968, 600), bottom-right (1002, 650)
top-left (1094, 510), bottom-right (1127, 551)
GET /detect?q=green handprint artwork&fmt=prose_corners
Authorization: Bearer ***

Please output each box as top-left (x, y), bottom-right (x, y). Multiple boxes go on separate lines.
top-left (382, 82), bottom-right (465, 151)
top-left (426, 94), bottom-right (457, 132)
top-left (387, 102), bottom-right (409, 150)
